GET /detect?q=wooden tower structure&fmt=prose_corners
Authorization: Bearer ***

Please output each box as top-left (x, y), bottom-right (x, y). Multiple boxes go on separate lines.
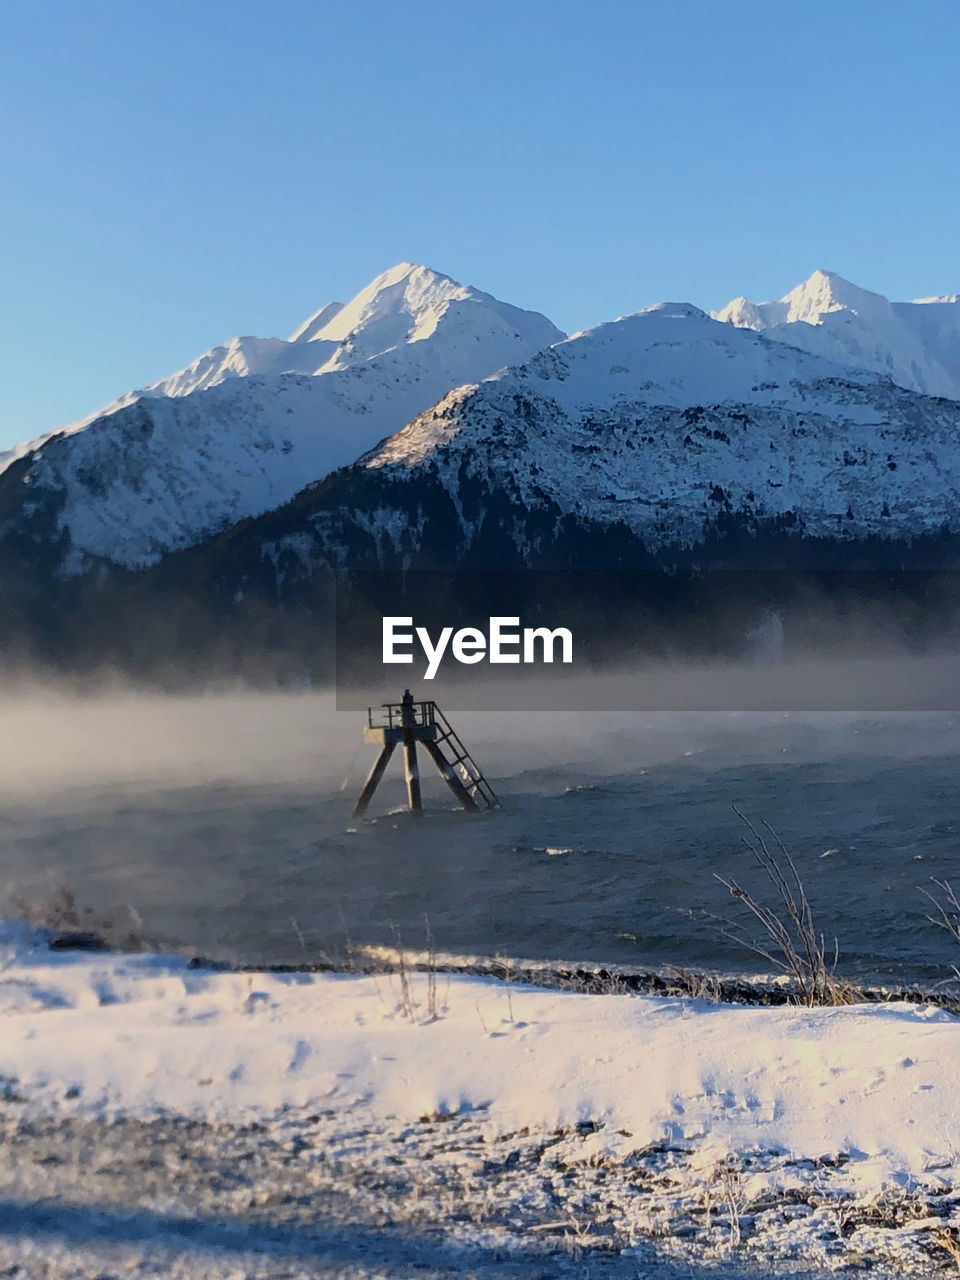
top-left (353, 690), bottom-right (500, 817)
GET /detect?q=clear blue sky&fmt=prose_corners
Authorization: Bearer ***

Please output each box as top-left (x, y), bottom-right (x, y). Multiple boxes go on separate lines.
top-left (2, 0), bottom-right (959, 446)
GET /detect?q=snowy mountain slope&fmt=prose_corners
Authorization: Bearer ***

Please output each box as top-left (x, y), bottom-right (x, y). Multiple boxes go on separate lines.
top-left (355, 304), bottom-right (960, 549)
top-left (713, 269), bottom-right (960, 400)
top-left (0, 264), bottom-right (564, 570)
top-left (196, 304), bottom-right (960, 591)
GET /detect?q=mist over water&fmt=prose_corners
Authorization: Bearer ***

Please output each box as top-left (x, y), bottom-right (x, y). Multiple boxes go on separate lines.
top-left (3, 676), bottom-right (960, 986)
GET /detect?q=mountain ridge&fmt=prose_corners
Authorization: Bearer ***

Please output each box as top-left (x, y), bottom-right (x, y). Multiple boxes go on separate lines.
top-left (288, 305), bottom-right (960, 569)
top-left (70, 262), bottom-right (564, 421)
top-left (6, 279), bottom-right (960, 677)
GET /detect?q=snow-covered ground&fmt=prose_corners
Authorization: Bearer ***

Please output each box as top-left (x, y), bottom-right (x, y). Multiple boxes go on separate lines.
top-left (1, 922), bottom-right (959, 1276)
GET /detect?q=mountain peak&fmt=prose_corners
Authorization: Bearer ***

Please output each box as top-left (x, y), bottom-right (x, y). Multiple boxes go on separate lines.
top-left (308, 262), bottom-right (471, 350)
top-left (713, 270), bottom-right (882, 331)
top-left (912, 293), bottom-right (960, 305)
top-left (370, 260), bottom-right (446, 285)
top-left (712, 272), bottom-right (960, 400)
top-left (794, 267), bottom-right (846, 291)
top-left (779, 269), bottom-right (885, 323)
top-left (636, 301), bottom-right (708, 320)
top-left (710, 295), bottom-right (764, 329)
top-left (289, 262), bottom-right (563, 370)
top-left (288, 301), bottom-right (345, 343)
top-left (286, 264), bottom-right (466, 348)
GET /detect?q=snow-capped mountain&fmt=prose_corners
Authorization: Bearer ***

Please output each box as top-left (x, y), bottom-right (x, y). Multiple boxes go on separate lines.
top-left (189, 303), bottom-right (960, 595)
top-left (712, 270), bottom-right (960, 401)
top-left (9, 291), bottom-right (960, 678)
top-left (0, 264), bottom-right (563, 571)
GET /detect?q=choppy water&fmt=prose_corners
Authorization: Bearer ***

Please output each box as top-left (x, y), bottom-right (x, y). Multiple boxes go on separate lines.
top-left (4, 694), bottom-right (960, 986)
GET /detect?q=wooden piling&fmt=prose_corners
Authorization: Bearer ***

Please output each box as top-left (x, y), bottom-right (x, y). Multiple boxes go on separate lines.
top-left (353, 741), bottom-right (397, 817)
top-left (403, 733), bottom-right (423, 813)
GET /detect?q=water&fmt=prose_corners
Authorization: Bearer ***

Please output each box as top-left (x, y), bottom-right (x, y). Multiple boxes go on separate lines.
top-left (3, 692), bottom-right (960, 986)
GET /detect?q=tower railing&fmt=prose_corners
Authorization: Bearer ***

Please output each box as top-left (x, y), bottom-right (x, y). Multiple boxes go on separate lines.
top-left (367, 701), bottom-right (436, 731)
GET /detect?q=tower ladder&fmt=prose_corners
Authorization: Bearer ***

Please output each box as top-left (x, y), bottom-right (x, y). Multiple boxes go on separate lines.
top-left (431, 704), bottom-right (500, 810)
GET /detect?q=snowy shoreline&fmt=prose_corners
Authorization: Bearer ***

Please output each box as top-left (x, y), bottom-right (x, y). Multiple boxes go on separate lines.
top-left (211, 947), bottom-right (960, 1013)
top-left (2, 924), bottom-right (960, 1274)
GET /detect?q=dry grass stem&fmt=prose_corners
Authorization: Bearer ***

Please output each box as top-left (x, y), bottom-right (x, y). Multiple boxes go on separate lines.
top-left (424, 915), bottom-right (438, 1022)
top-left (390, 925), bottom-right (416, 1020)
top-left (717, 807), bottom-right (858, 1007)
top-left (924, 879), bottom-right (960, 948)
